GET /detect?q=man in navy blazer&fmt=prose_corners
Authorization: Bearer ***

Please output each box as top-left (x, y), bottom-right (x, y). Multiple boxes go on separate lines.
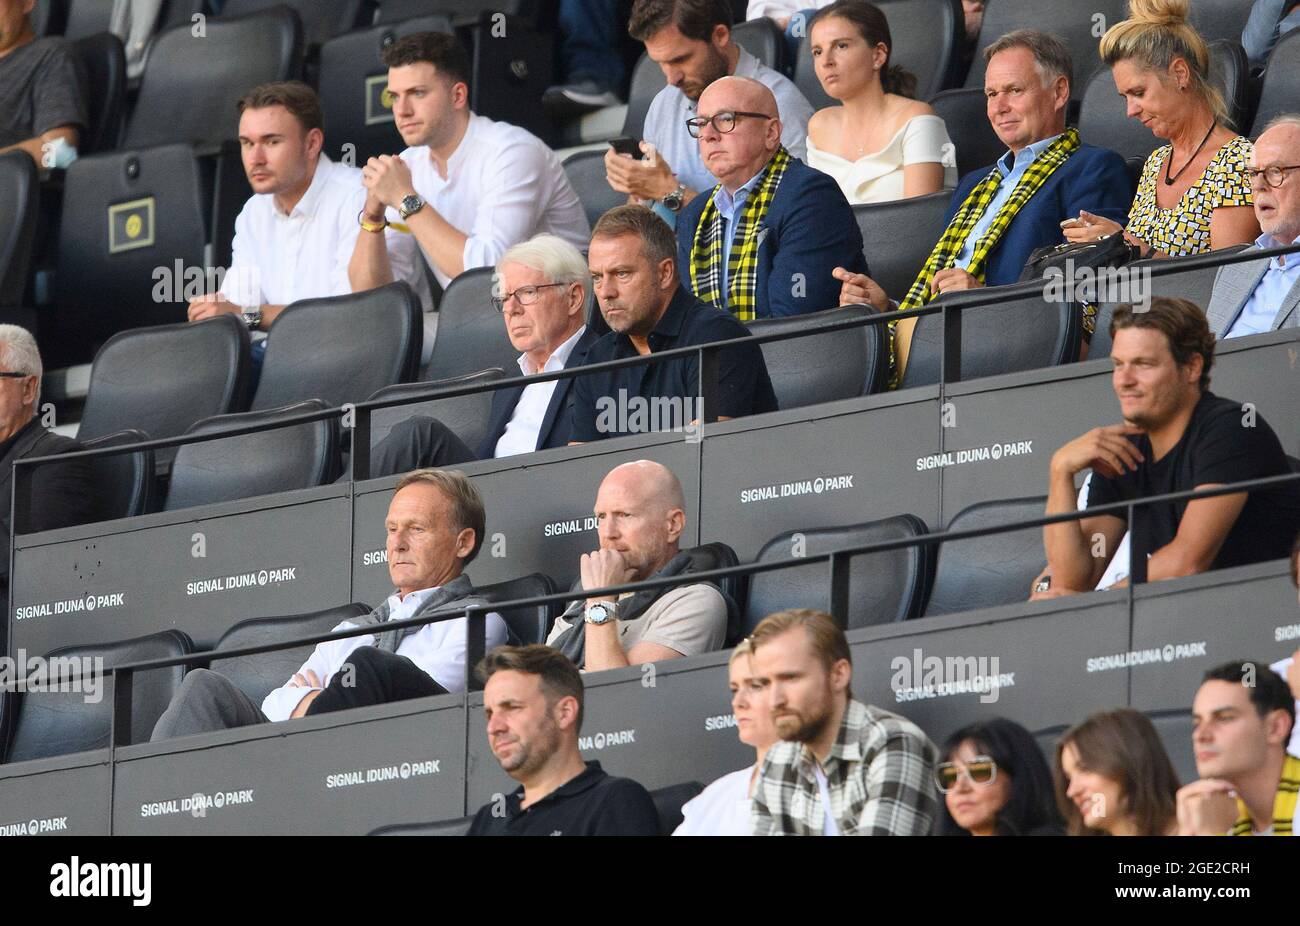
top-left (369, 235), bottom-right (601, 475)
top-left (675, 76), bottom-right (866, 320)
top-left (836, 30), bottom-right (1131, 310)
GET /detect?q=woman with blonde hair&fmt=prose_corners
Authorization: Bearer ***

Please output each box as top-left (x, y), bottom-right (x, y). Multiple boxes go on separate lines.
top-left (804, 0), bottom-right (956, 203)
top-left (1062, 0), bottom-right (1260, 256)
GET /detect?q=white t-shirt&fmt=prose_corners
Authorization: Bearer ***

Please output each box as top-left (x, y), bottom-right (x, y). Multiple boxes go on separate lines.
top-left (1270, 655), bottom-right (1300, 757)
top-left (222, 155), bottom-right (430, 313)
top-left (673, 766), bottom-right (754, 836)
top-left (397, 113), bottom-right (590, 289)
top-left (806, 114), bottom-right (958, 205)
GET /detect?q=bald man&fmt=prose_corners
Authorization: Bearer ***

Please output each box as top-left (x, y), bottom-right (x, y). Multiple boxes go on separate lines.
top-left (546, 460), bottom-right (729, 672)
top-left (675, 76), bottom-right (866, 320)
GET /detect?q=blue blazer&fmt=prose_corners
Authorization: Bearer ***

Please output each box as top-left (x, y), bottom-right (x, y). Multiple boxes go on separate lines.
top-left (474, 325), bottom-right (603, 458)
top-left (676, 156), bottom-right (868, 318)
top-left (944, 142), bottom-right (1133, 286)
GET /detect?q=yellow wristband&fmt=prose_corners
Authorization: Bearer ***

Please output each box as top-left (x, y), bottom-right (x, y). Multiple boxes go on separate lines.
top-left (358, 209), bottom-right (387, 233)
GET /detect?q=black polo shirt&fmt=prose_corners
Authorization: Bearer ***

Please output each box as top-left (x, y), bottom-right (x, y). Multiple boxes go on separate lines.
top-left (466, 761), bottom-right (660, 836)
top-left (570, 287), bottom-right (779, 441)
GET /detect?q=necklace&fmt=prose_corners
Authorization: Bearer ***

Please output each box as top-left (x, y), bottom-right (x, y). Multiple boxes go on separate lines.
top-left (1164, 121), bottom-right (1216, 185)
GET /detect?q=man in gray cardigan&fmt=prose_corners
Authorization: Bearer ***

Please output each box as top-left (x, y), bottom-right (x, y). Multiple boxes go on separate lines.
top-left (1205, 115), bottom-right (1300, 339)
top-left (152, 469), bottom-right (507, 740)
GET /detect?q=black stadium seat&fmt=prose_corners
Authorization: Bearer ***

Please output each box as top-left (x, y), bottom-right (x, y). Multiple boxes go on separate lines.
top-left (747, 304), bottom-right (888, 410)
top-left (1249, 28), bottom-right (1300, 136)
top-left (562, 149), bottom-right (627, 229)
top-left (1187, 0), bottom-right (1256, 47)
top-left (317, 15), bottom-right (456, 166)
top-left (478, 573), bottom-right (558, 646)
top-left (80, 428), bottom-right (157, 521)
top-left (742, 515), bottom-right (934, 635)
top-left (52, 142), bottom-right (214, 348)
top-left (1145, 709), bottom-right (1196, 786)
top-left (163, 399), bottom-right (340, 511)
top-left (123, 8), bottom-right (302, 150)
top-left (0, 152), bottom-right (39, 309)
top-left (251, 282), bottom-right (424, 411)
top-left (854, 190), bottom-right (952, 300)
top-left (1078, 40), bottom-right (1251, 161)
top-left (210, 603), bottom-right (373, 704)
top-left (70, 31), bottom-right (126, 154)
top-left (60, 0), bottom-right (113, 40)
top-left (651, 781), bottom-right (703, 835)
top-left (622, 17), bottom-right (792, 140)
top-left (423, 268), bottom-right (519, 381)
top-left (2, 630), bottom-right (194, 762)
top-left (900, 280), bottom-right (1083, 388)
top-left (963, 0), bottom-right (1129, 101)
top-left (927, 87), bottom-right (1003, 178)
top-left (77, 314), bottom-right (252, 451)
top-left (368, 368), bottom-right (507, 458)
top-left (922, 496), bottom-right (1049, 617)
top-left (678, 541), bottom-right (744, 645)
top-left (218, 0), bottom-right (364, 52)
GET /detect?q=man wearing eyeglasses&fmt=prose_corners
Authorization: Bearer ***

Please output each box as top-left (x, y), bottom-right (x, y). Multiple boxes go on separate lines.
top-left (0, 325), bottom-right (95, 593)
top-left (675, 76), bottom-right (866, 320)
top-left (368, 235), bottom-right (604, 477)
top-left (1206, 115), bottom-right (1300, 338)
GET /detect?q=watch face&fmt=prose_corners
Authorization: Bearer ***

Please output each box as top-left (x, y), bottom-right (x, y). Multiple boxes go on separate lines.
top-left (401, 194), bottom-right (423, 215)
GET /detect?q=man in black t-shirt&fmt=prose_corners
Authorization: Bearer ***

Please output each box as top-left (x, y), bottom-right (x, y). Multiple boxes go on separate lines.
top-left (1037, 297), bottom-right (1300, 596)
top-left (467, 645), bottom-right (659, 836)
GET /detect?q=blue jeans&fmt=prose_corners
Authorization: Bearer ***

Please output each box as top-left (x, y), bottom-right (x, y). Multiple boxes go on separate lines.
top-left (558, 0), bottom-right (624, 89)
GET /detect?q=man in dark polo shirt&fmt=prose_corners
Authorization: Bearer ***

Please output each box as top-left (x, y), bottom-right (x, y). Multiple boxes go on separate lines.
top-left (1036, 297), bottom-right (1300, 597)
top-left (571, 204), bottom-right (778, 443)
top-left (468, 644), bottom-right (659, 836)
top-left (0, 0), bottom-right (86, 167)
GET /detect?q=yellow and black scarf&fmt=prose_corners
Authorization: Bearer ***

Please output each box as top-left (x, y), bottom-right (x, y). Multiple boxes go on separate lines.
top-left (888, 128), bottom-right (1082, 382)
top-left (1231, 753), bottom-right (1299, 835)
top-left (688, 146), bottom-right (791, 322)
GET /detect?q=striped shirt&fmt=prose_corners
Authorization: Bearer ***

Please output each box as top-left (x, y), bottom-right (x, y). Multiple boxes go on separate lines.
top-left (751, 698), bottom-right (938, 836)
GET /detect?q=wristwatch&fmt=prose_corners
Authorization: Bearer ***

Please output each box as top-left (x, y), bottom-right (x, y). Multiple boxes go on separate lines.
top-left (241, 307), bottom-right (262, 331)
top-left (661, 184), bottom-right (687, 213)
top-left (399, 193), bottom-right (425, 220)
top-left (583, 601), bottom-right (616, 625)
top-left (1034, 575), bottom-right (1052, 594)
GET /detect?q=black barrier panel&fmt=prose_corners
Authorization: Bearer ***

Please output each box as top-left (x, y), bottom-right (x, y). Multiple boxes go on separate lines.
top-left (11, 486), bottom-right (354, 656)
top-left (849, 593), bottom-right (1132, 749)
top-left (0, 751), bottom-right (111, 836)
top-left (1128, 560), bottom-right (1299, 714)
top-left (351, 432), bottom-right (703, 604)
top-left (111, 695), bottom-right (467, 835)
top-left (465, 650), bottom-right (751, 812)
top-left (699, 389), bottom-right (943, 562)
top-left (938, 333), bottom-right (1300, 525)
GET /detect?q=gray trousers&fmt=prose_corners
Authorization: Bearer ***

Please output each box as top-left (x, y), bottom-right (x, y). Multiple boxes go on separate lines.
top-left (150, 668), bottom-right (267, 741)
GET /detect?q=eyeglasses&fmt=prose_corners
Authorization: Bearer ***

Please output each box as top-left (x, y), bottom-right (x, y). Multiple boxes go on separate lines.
top-left (685, 110), bottom-right (775, 138)
top-left (1246, 165), bottom-right (1300, 189)
top-left (491, 282), bottom-right (567, 313)
top-left (934, 756), bottom-right (998, 792)
top-left (0, 371), bottom-right (31, 378)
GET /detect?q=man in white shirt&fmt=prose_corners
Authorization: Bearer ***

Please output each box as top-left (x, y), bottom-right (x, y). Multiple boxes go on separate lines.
top-left (368, 234), bottom-right (603, 476)
top-left (187, 82), bottom-right (428, 365)
top-left (607, 0), bottom-right (813, 222)
top-left (151, 469), bottom-right (507, 740)
top-left (350, 31), bottom-right (590, 307)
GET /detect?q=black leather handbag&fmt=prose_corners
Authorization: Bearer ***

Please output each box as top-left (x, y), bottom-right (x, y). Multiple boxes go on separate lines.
top-left (1018, 233), bottom-right (1141, 282)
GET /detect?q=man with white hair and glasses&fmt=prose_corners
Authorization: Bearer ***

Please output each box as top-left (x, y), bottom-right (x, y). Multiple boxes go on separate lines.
top-left (0, 325), bottom-right (95, 591)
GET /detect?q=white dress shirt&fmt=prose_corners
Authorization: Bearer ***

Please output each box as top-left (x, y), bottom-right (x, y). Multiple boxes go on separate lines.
top-left (673, 766), bottom-right (756, 835)
top-left (397, 113), bottom-right (590, 289)
top-left (221, 154), bottom-right (431, 314)
top-left (260, 584), bottom-right (507, 721)
top-left (493, 325), bottom-right (586, 458)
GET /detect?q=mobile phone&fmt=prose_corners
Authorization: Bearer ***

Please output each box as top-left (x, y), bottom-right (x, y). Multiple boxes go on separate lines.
top-left (608, 136), bottom-right (643, 158)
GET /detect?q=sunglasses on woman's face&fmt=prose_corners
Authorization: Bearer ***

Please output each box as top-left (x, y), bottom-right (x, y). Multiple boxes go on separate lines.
top-left (935, 756), bottom-right (998, 792)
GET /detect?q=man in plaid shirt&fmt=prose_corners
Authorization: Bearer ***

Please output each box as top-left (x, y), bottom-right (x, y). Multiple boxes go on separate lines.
top-left (749, 609), bottom-right (938, 835)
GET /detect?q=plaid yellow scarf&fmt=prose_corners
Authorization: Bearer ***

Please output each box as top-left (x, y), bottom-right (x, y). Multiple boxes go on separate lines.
top-left (688, 146), bottom-right (791, 321)
top-left (887, 128), bottom-right (1082, 382)
top-left (1231, 753), bottom-right (1299, 835)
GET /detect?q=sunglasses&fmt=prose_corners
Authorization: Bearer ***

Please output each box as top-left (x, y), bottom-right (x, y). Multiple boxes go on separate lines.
top-left (935, 756), bottom-right (998, 792)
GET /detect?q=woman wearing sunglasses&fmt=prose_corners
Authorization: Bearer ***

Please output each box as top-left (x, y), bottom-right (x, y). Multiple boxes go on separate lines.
top-left (936, 718), bottom-right (1064, 836)
top-left (1054, 708), bottom-right (1181, 836)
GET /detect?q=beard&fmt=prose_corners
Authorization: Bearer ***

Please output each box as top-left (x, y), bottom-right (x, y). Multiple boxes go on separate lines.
top-left (496, 717), bottom-right (559, 777)
top-left (684, 46), bottom-right (730, 101)
top-left (772, 704), bottom-right (832, 744)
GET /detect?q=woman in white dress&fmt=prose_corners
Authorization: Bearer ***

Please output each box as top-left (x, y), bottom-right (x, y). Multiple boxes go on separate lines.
top-left (673, 639), bottom-right (778, 835)
top-left (805, 0), bottom-right (958, 204)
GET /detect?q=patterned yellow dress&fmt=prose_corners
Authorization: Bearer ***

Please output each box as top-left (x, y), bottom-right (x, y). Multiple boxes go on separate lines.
top-left (1126, 134), bottom-right (1254, 256)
